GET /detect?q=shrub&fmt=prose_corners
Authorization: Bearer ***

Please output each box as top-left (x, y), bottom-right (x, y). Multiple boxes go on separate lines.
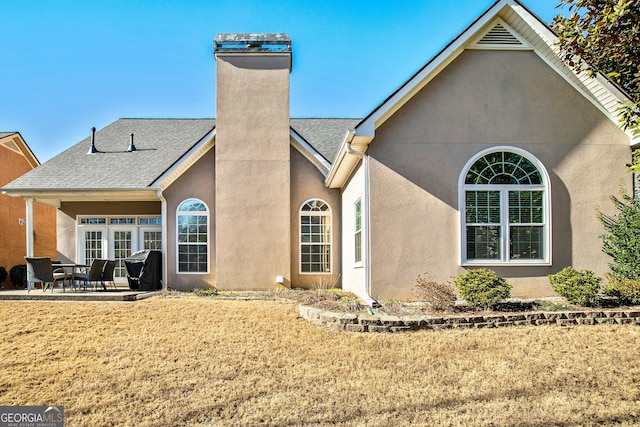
top-left (602, 277), bottom-right (640, 306)
top-left (9, 265), bottom-right (26, 289)
top-left (598, 188), bottom-right (640, 280)
top-left (413, 274), bottom-right (457, 311)
top-left (548, 267), bottom-right (602, 307)
top-left (0, 266), bottom-right (7, 287)
top-left (453, 269), bottom-right (511, 308)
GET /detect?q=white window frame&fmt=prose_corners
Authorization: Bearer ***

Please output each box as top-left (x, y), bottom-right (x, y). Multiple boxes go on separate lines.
top-left (176, 199), bottom-right (210, 274)
top-left (76, 216), bottom-right (161, 267)
top-left (354, 198), bottom-right (363, 267)
top-left (458, 146), bottom-right (551, 266)
top-left (78, 226), bottom-right (107, 266)
top-left (299, 199), bottom-right (332, 274)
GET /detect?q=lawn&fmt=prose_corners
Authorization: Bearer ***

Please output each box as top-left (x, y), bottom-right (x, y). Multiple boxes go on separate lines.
top-left (0, 297), bottom-right (639, 426)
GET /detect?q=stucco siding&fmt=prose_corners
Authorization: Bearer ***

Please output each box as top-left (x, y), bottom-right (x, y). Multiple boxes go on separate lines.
top-left (215, 53), bottom-right (292, 290)
top-left (290, 147), bottom-right (342, 289)
top-left (366, 49), bottom-right (631, 300)
top-left (341, 165), bottom-right (367, 297)
top-left (163, 147), bottom-right (216, 291)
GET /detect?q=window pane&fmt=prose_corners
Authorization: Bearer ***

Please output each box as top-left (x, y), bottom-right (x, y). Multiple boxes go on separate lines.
top-left (466, 226), bottom-right (500, 259)
top-left (466, 191), bottom-right (500, 223)
top-left (509, 191), bottom-right (544, 224)
top-left (510, 226), bottom-right (543, 259)
top-left (355, 231), bottom-right (362, 263)
top-left (465, 151), bottom-right (542, 185)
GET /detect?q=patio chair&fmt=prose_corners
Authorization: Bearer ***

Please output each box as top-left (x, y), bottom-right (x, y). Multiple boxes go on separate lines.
top-left (74, 259), bottom-right (107, 291)
top-left (25, 257), bottom-right (67, 293)
top-left (101, 260), bottom-right (117, 290)
top-left (52, 260), bottom-right (73, 291)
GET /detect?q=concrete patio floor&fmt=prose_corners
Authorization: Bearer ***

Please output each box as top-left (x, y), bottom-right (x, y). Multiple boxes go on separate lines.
top-left (0, 286), bottom-right (161, 301)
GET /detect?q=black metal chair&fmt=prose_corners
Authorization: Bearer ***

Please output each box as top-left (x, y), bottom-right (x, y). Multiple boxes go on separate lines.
top-left (74, 259), bottom-right (107, 291)
top-left (101, 260), bottom-right (117, 290)
top-left (25, 257), bottom-right (67, 293)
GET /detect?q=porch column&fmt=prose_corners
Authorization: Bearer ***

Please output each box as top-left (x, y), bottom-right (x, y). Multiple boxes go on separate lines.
top-left (25, 198), bottom-right (34, 257)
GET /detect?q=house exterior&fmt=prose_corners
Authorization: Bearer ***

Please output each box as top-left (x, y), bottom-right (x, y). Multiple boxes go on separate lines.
top-left (2, 0), bottom-right (637, 302)
top-left (0, 132), bottom-right (56, 275)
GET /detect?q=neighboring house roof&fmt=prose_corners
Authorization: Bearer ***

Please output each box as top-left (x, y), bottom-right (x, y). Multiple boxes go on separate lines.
top-left (325, 0), bottom-right (637, 188)
top-left (1, 117), bottom-right (358, 204)
top-left (0, 131), bottom-right (40, 168)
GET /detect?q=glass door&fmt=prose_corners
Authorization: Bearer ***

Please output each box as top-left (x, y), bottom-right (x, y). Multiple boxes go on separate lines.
top-left (110, 228), bottom-right (136, 281)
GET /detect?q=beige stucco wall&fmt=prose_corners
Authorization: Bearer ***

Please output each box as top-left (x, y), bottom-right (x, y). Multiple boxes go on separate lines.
top-left (289, 146), bottom-right (342, 289)
top-left (163, 147), bottom-right (217, 290)
top-left (364, 49), bottom-right (631, 300)
top-left (57, 201), bottom-right (161, 264)
top-left (214, 52), bottom-right (292, 290)
top-left (341, 164), bottom-right (366, 297)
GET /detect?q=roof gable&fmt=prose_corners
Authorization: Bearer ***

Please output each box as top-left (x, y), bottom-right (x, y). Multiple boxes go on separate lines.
top-left (326, 0), bottom-right (636, 188)
top-left (0, 132), bottom-right (39, 168)
top-left (356, 0), bottom-right (632, 139)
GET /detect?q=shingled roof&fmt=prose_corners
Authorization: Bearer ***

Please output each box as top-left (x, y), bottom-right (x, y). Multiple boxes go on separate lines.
top-left (2, 117), bottom-right (358, 192)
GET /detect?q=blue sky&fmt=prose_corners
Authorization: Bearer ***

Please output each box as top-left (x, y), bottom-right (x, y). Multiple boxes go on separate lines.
top-left (1, 0), bottom-right (562, 162)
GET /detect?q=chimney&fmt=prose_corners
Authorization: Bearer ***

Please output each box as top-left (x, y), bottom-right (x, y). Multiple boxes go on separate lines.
top-left (213, 33), bottom-right (292, 290)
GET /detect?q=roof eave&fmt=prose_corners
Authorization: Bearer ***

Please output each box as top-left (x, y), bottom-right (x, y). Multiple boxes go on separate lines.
top-left (1, 188), bottom-right (160, 208)
top-left (325, 130), bottom-right (373, 189)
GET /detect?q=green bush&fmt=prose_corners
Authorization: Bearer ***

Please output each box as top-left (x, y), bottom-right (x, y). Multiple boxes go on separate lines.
top-left (602, 278), bottom-right (640, 306)
top-left (548, 267), bottom-right (602, 307)
top-left (598, 188), bottom-right (640, 280)
top-left (453, 269), bottom-right (511, 308)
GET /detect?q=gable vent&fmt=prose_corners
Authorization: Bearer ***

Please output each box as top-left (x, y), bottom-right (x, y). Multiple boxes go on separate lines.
top-left (479, 23), bottom-right (521, 45)
top-left (469, 20), bottom-right (530, 50)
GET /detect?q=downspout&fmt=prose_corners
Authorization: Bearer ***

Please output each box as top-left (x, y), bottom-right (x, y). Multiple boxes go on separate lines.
top-left (344, 130), bottom-right (380, 308)
top-left (157, 189), bottom-right (168, 291)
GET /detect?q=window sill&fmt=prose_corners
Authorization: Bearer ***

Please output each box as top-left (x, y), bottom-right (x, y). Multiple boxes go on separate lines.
top-left (462, 261), bottom-right (551, 267)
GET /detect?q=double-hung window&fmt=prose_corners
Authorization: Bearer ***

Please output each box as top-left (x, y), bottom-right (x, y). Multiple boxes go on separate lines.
top-left (461, 148), bottom-right (550, 265)
top-left (354, 198), bottom-right (362, 264)
top-left (177, 199), bottom-right (209, 273)
top-left (300, 199), bottom-right (331, 273)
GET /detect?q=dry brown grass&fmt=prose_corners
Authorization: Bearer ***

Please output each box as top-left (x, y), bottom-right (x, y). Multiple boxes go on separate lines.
top-left (0, 297), bottom-right (639, 426)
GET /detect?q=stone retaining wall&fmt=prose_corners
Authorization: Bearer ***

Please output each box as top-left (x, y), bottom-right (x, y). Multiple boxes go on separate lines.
top-left (299, 305), bottom-right (640, 333)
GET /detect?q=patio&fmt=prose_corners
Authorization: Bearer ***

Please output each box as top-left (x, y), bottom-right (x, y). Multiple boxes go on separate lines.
top-left (0, 286), bottom-right (160, 302)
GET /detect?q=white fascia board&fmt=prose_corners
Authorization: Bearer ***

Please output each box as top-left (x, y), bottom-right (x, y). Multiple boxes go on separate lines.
top-left (290, 129), bottom-right (331, 176)
top-left (154, 129), bottom-right (216, 190)
top-left (511, 3), bottom-right (635, 144)
top-left (357, 0), bottom-right (512, 137)
top-left (325, 130), bottom-right (373, 189)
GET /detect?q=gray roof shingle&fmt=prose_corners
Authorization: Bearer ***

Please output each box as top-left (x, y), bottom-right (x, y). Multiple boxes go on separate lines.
top-left (4, 119), bottom-right (216, 190)
top-left (3, 117), bottom-right (359, 191)
top-left (290, 118), bottom-right (360, 162)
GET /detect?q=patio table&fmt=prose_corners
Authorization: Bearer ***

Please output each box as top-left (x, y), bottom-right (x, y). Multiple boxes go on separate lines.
top-left (56, 263), bottom-right (89, 291)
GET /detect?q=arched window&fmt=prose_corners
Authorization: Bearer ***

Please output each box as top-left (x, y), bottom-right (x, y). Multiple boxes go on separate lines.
top-left (300, 199), bottom-right (332, 273)
top-left (177, 199), bottom-right (209, 273)
top-left (460, 148), bottom-right (550, 264)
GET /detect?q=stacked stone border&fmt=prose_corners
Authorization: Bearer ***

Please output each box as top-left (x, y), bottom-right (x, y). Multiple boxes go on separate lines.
top-left (299, 305), bottom-right (640, 333)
